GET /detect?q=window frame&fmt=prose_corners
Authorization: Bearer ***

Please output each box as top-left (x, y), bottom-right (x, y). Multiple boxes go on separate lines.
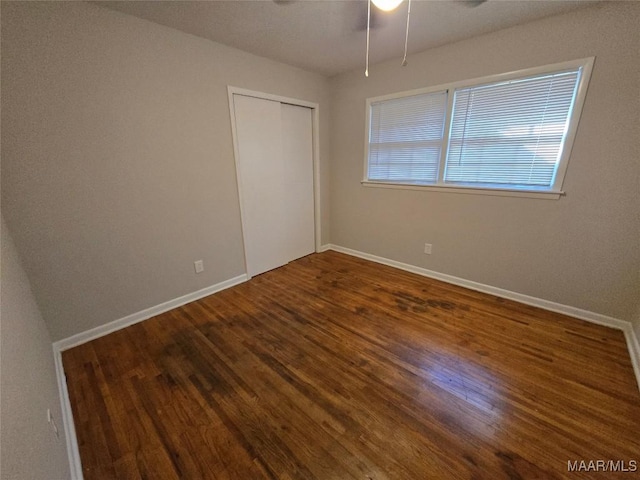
top-left (362, 57), bottom-right (595, 199)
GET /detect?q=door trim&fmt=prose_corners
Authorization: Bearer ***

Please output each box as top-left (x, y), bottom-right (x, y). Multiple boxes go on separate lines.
top-left (227, 86), bottom-right (321, 279)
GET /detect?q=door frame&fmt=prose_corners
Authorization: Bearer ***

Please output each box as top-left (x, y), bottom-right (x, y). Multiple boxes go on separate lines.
top-left (227, 86), bottom-right (321, 279)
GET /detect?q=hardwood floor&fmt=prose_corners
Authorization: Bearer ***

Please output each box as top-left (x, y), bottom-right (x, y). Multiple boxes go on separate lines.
top-left (62, 251), bottom-right (640, 479)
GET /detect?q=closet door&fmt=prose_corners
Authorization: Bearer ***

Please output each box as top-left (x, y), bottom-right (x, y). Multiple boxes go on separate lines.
top-left (233, 95), bottom-right (315, 278)
top-left (280, 103), bottom-right (315, 263)
top-left (233, 95), bottom-right (289, 277)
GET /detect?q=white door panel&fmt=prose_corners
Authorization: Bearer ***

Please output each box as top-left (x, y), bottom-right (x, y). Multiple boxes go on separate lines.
top-left (233, 95), bottom-right (288, 277)
top-left (280, 103), bottom-right (315, 262)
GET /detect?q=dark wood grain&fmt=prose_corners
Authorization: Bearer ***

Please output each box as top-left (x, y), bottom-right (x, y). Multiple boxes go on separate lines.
top-left (62, 251), bottom-right (640, 479)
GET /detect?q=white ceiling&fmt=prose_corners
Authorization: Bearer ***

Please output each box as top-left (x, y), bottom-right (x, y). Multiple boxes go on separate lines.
top-left (94, 0), bottom-right (597, 76)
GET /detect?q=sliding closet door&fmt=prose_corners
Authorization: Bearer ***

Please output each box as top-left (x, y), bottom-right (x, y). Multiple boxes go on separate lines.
top-left (233, 95), bottom-right (289, 277)
top-left (281, 103), bottom-right (315, 262)
top-left (233, 94), bottom-right (315, 278)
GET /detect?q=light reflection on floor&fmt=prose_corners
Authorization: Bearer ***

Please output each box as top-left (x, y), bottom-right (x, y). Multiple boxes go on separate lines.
top-left (421, 352), bottom-right (505, 439)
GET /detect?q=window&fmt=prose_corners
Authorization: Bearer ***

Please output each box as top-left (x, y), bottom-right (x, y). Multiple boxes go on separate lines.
top-left (364, 58), bottom-right (594, 198)
top-left (369, 91), bottom-right (447, 184)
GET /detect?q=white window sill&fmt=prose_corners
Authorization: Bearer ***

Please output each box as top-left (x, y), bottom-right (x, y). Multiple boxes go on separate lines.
top-left (361, 181), bottom-right (564, 200)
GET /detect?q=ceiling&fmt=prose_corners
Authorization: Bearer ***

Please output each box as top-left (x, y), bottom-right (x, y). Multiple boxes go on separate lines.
top-left (94, 0), bottom-right (597, 76)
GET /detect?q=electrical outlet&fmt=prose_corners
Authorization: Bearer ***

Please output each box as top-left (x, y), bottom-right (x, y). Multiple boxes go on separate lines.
top-left (424, 243), bottom-right (432, 255)
top-left (194, 260), bottom-right (204, 273)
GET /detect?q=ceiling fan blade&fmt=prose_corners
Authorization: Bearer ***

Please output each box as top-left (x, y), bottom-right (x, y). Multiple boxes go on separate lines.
top-left (459, 0), bottom-right (488, 7)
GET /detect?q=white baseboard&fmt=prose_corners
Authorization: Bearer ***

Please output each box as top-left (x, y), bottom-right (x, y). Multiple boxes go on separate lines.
top-left (325, 244), bottom-right (640, 391)
top-left (53, 274), bottom-right (247, 353)
top-left (54, 348), bottom-right (84, 480)
top-left (52, 273), bottom-right (247, 479)
top-left (624, 324), bottom-right (640, 392)
top-left (318, 244), bottom-right (332, 253)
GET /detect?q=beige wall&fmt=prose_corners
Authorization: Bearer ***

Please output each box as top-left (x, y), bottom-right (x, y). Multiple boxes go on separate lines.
top-left (2, 1), bottom-right (638, 347)
top-left (1, 1), bottom-right (330, 341)
top-left (329, 2), bottom-right (640, 322)
top-left (0, 218), bottom-right (70, 479)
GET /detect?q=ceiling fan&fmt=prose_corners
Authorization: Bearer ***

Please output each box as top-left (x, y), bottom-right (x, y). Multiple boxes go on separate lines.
top-left (274, 0), bottom-right (488, 76)
top-left (361, 0), bottom-right (487, 76)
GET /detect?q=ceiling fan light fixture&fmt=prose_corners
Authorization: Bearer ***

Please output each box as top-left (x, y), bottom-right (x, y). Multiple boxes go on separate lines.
top-left (371, 0), bottom-right (404, 12)
top-left (364, 0), bottom-right (409, 77)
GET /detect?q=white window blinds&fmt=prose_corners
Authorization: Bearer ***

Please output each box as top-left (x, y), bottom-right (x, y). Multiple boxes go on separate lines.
top-left (445, 70), bottom-right (581, 188)
top-left (364, 59), bottom-right (593, 196)
top-left (368, 90), bottom-right (447, 184)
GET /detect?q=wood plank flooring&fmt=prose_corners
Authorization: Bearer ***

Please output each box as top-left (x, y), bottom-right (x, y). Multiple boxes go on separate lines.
top-left (62, 251), bottom-right (640, 479)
